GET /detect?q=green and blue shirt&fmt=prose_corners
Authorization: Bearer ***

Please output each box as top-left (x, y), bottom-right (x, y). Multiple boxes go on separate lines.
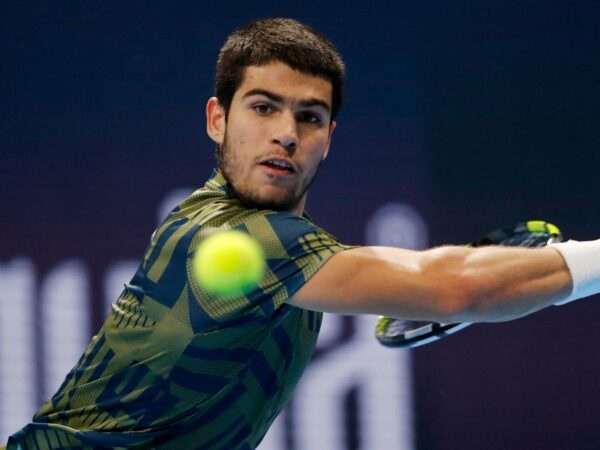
top-left (8, 170), bottom-right (349, 450)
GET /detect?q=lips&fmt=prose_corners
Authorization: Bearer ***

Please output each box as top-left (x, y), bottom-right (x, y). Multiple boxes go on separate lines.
top-left (258, 157), bottom-right (296, 173)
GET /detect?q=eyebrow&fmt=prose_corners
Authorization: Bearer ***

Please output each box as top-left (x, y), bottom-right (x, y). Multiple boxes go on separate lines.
top-left (242, 88), bottom-right (331, 113)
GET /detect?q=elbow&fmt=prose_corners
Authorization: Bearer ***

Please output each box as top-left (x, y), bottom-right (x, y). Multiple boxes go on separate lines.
top-left (431, 269), bottom-right (526, 324)
top-left (433, 274), bottom-right (476, 322)
top-left (421, 247), bottom-right (480, 322)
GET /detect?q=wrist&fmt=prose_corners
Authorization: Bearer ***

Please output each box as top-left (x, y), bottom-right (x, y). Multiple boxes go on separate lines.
top-left (549, 239), bottom-right (600, 305)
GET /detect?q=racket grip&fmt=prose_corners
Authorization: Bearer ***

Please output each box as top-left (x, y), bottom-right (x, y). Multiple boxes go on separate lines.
top-left (550, 239), bottom-right (600, 305)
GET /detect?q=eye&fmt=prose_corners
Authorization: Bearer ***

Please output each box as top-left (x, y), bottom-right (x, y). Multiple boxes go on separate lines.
top-left (298, 111), bottom-right (322, 124)
top-left (253, 104), bottom-right (272, 115)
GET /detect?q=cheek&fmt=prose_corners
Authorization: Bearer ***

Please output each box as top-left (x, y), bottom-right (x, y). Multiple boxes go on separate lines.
top-left (308, 134), bottom-right (331, 160)
top-left (225, 131), bottom-right (247, 156)
top-left (229, 123), bottom-right (260, 148)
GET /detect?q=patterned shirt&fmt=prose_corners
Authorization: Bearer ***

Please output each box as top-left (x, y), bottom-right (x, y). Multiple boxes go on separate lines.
top-left (8, 170), bottom-right (350, 450)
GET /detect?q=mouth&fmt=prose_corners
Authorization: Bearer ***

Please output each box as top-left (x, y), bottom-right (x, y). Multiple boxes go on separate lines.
top-left (258, 157), bottom-right (296, 175)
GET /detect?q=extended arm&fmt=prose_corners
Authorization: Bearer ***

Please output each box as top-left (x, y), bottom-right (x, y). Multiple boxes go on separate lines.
top-left (290, 244), bottom-right (574, 323)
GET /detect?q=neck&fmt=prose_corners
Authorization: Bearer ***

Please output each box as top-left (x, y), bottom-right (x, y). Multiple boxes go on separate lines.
top-left (291, 195), bottom-right (307, 216)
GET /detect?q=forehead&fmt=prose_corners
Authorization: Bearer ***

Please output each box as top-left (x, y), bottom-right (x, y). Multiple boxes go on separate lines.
top-left (234, 62), bottom-right (333, 106)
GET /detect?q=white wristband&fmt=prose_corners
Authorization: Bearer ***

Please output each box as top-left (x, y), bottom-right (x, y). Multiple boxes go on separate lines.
top-left (549, 239), bottom-right (600, 305)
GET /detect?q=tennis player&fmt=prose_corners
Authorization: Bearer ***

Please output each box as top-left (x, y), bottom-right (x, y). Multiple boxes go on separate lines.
top-left (6, 17), bottom-right (600, 450)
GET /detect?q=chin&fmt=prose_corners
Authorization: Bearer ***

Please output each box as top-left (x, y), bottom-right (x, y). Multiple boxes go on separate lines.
top-left (247, 195), bottom-right (298, 212)
top-left (240, 187), bottom-right (300, 212)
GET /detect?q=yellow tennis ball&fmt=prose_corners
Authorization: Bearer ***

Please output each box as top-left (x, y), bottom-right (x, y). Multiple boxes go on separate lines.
top-left (192, 230), bottom-right (265, 296)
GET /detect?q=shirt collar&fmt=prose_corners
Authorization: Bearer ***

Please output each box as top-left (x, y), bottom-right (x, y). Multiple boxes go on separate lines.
top-left (206, 169), bottom-right (235, 198)
top-left (204, 168), bottom-right (312, 220)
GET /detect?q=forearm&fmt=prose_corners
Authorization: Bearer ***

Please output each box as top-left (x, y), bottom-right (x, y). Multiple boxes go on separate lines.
top-left (423, 245), bottom-right (572, 323)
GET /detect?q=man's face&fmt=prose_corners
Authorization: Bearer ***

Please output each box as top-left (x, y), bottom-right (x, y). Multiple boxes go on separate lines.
top-left (206, 62), bottom-right (336, 215)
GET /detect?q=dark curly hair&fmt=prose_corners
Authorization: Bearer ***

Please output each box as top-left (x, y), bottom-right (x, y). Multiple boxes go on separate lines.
top-left (215, 18), bottom-right (345, 121)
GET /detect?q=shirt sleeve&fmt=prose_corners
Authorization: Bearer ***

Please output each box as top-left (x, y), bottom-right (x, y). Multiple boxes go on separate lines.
top-left (187, 210), bottom-right (353, 326)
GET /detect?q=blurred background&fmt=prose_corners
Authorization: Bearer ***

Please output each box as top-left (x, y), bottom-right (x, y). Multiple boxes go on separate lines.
top-left (2, 1), bottom-right (600, 449)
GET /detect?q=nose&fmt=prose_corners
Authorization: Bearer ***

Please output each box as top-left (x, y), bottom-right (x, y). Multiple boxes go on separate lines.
top-left (272, 111), bottom-right (298, 152)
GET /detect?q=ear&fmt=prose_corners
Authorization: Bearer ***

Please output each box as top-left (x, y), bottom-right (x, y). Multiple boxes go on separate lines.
top-left (206, 97), bottom-right (226, 144)
top-left (321, 120), bottom-right (337, 160)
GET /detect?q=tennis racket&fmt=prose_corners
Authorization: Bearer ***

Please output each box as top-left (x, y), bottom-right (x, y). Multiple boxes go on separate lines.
top-left (375, 220), bottom-right (563, 348)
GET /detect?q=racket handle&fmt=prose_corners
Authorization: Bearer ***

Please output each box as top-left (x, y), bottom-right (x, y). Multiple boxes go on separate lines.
top-left (550, 239), bottom-right (600, 305)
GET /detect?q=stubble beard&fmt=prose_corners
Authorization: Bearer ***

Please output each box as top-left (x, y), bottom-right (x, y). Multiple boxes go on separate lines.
top-left (217, 133), bottom-right (322, 213)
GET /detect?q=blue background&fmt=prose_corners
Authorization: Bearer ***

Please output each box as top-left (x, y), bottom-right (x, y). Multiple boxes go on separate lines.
top-left (2, 1), bottom-right (600, 448)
